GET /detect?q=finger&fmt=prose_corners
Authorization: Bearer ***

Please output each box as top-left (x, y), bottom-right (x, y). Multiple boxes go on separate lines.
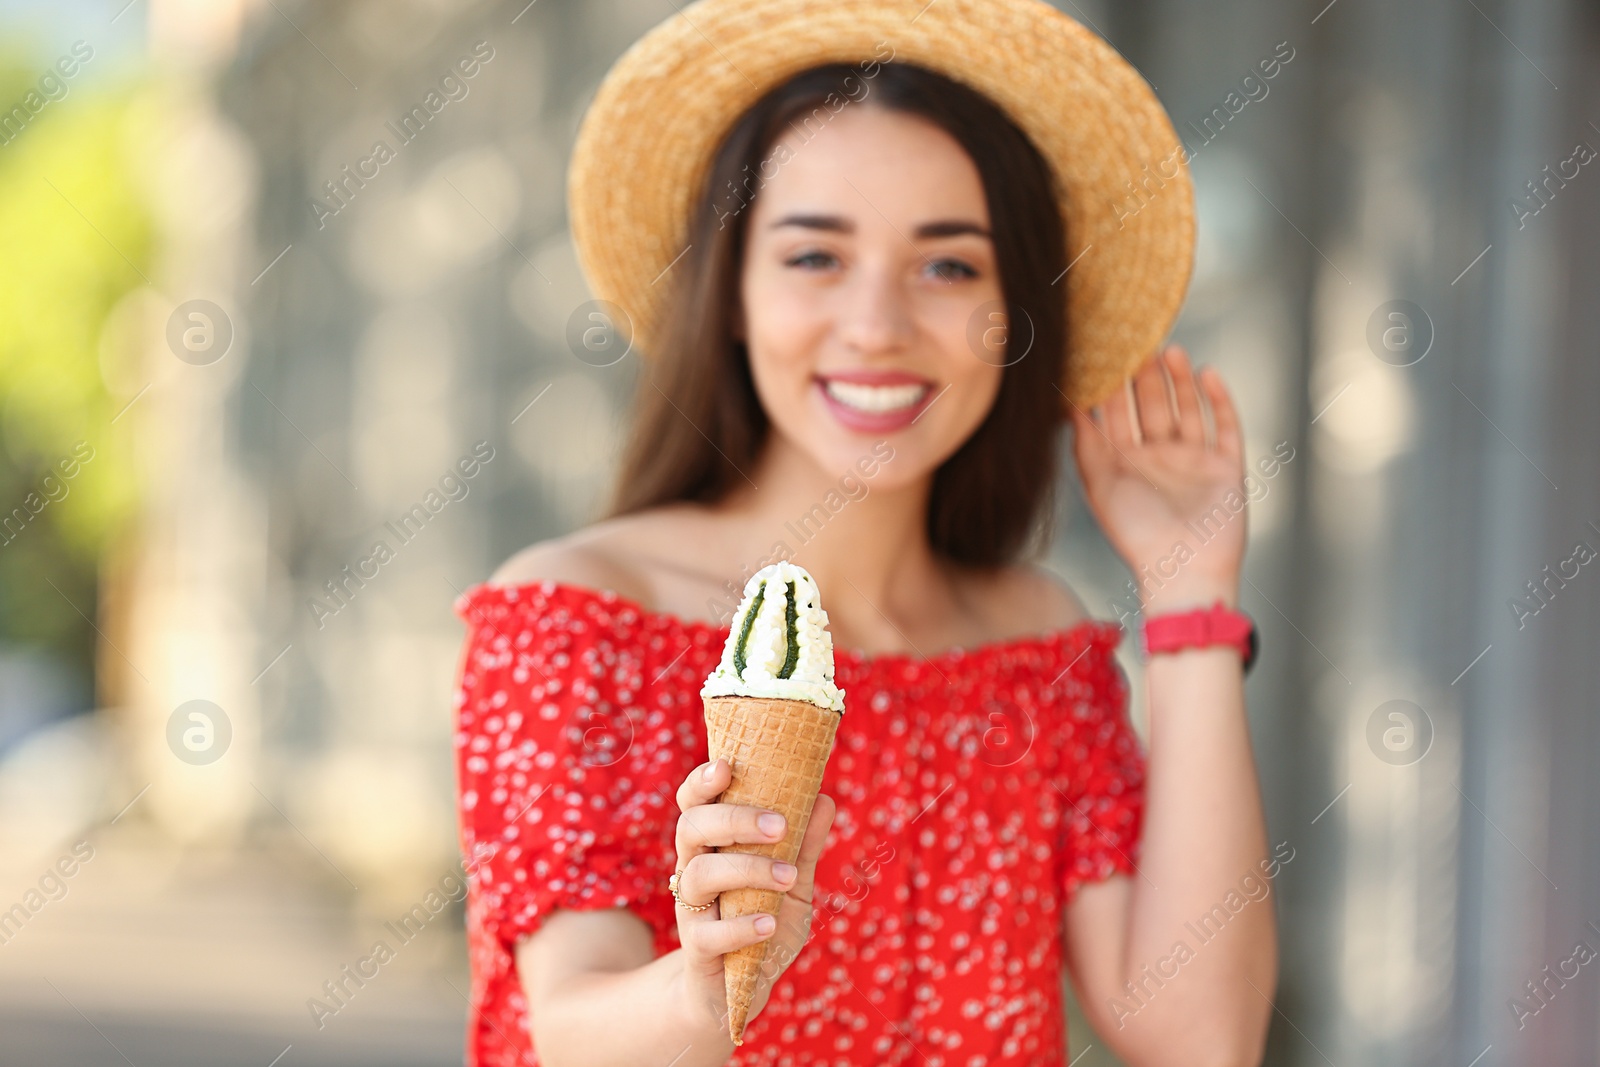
top-left (676, 758), bottom-right (728, 813)
top-left (1102, 378), bottom-right (1138, 451)
top-left (1131, 351), bottom-right (1175, 442)
top-left (785, 793), bottom-right (836, 906)
top-left (1166, 347), bottom-right (1205, 444)
top-left (675, 802), bottom-right (786, 863)
top-left (1201, 365), bottom-right (1244, 461)
top-left (680, 911), bottom-right (778, 960)
top-left (678, 851), bottom-right (798, 906)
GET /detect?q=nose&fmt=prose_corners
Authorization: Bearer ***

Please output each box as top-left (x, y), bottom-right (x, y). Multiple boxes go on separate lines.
top-left (837, 260), bottom-right (913, 355)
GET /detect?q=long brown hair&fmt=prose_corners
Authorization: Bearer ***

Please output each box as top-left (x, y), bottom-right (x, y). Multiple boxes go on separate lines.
top-left (603, 62), bottom-right (1068, 567)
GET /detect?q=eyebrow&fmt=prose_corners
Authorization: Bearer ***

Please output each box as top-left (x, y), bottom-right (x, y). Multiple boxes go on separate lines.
top-left (768, 213), bottom-right (991, 239)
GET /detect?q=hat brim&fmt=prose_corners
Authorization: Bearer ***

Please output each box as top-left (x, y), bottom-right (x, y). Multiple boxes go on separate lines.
top-left (567, 0), bottom-right (1195, 412)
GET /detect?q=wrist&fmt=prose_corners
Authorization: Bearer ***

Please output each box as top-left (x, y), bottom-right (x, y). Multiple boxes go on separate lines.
top-left (1139, 597), bottom-right (1258, 673)
top-left (1137, 572), bottom-right (1240, 615)
top-left (666, 953), bottom-right (738, 1055)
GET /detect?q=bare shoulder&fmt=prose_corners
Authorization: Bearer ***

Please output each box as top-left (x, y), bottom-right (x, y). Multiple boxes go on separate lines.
top-left (487, 504), bottom-right (718, 607)
top-left (966, 561), bottom-right (1092, 638)
top-left (488, 534), bottom-right (648, 600)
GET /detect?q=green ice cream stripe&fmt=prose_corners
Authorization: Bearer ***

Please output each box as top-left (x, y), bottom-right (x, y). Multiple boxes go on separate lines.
top-left (732, 581), bottom-right (765, 675)
top-left (778, 580), bottom-right (799, 679)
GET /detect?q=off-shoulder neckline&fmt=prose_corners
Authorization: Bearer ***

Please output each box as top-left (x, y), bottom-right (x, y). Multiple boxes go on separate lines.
top-left (459, 578), bottom-right (1125, 671)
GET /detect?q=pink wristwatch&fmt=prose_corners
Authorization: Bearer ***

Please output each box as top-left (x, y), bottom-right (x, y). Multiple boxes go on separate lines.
top-left (1141, 600), bottom-right (1258, 673)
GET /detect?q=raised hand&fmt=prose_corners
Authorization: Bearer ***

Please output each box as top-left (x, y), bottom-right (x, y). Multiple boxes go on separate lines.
top-left (1068, 345), bottom-right (1247, 612)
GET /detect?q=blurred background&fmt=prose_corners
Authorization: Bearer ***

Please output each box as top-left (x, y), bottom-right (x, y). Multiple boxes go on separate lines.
top-left (0, 0), bottom-right (1596, 1063)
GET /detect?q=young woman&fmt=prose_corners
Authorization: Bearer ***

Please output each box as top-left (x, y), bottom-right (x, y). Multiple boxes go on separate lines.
top-left (453, 3), bottom-right (1276, 1065)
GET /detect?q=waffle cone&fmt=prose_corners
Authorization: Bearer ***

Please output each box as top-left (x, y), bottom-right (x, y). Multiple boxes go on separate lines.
top-left (702, 694), bottom-right (841, 1045)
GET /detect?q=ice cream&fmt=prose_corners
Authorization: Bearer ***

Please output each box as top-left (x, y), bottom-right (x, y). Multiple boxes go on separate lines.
top-left (700, 562), bottom-right (844, 1045)
top-left (701, 561), bottom-right (845, 712)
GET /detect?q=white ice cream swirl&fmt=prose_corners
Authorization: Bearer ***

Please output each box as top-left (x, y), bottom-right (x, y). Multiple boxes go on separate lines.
top-left (700, 561), bottom-right (845, 713)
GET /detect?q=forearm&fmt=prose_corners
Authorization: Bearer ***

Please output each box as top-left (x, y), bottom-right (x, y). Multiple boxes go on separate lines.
top-left (533, 948), bottom-right (737, 1067)
top-left (1118, 575), bottom-right (1277, 1061)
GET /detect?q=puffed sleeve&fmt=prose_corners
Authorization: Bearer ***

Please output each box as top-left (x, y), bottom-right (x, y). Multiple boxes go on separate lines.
top-left (1052, 624), bottom-right (1147, 900)
top-left (453, 583), bottom-right (682, 957)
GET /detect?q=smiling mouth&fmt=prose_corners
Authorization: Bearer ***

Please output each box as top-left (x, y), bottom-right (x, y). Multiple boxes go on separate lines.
top-left (819, 379), bottom-right (934, 414)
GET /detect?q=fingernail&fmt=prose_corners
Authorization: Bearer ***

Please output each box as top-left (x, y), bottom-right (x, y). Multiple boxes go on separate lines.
top-left (754, 915), bottom-right (776, 935)
top-left (773, 861), bottom-right (797, 881)
top-left (703, 761), bottom-right (719, 783)
top-left (758, 813), bottom-right (785, 837)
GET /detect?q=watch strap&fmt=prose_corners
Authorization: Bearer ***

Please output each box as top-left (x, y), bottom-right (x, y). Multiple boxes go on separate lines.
top-left (1141, 600), bottom-right (1258, 673)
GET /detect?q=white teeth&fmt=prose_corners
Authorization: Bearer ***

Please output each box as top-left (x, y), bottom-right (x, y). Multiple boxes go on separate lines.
top-left (823, 379), bottom-right (930, 413)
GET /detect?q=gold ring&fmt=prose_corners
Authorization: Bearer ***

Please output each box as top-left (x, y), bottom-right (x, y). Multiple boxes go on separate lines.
top-left (669, 870), bottom-right (713, 912)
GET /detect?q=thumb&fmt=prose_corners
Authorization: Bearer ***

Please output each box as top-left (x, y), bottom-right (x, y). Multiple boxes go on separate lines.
top-left (789, 793), bottom-right (835, 905)
top-left (1069, 403), bottom-right (1110, 481)
top-left (753, 793), bottom-right (836, 995)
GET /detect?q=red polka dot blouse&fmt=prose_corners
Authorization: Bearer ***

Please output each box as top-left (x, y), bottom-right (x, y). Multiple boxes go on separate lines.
top-left (452, 579), bottom-right (1146, 1067)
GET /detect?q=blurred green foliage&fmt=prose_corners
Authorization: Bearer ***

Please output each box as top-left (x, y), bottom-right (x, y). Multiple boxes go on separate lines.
top-left (0, 55), bottom-right (150, 684)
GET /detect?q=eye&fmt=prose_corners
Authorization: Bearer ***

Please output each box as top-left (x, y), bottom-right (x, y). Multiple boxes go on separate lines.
top-left (925, 257), bottom-right (978, 282)
top-left (785, 250), bottom-right (838, 270)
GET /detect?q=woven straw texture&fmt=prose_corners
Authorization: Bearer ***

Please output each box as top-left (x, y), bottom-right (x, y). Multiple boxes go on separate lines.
top-left (702, 694), bottom-right (841, 1045)
top-left (568, 0), bottom-right (1194, 413)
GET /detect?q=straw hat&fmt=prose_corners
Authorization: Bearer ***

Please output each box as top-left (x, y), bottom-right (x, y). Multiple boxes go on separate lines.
top-left (567, 0), bottom-right (1195, 413)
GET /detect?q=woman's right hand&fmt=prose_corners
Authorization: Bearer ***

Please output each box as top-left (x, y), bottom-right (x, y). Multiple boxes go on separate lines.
top-left (670, 757), bottom-right (837, 1039)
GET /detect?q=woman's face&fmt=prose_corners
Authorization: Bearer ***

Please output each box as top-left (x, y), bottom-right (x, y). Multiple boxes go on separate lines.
top-left (738, 103), bottom-right (1006, 489)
